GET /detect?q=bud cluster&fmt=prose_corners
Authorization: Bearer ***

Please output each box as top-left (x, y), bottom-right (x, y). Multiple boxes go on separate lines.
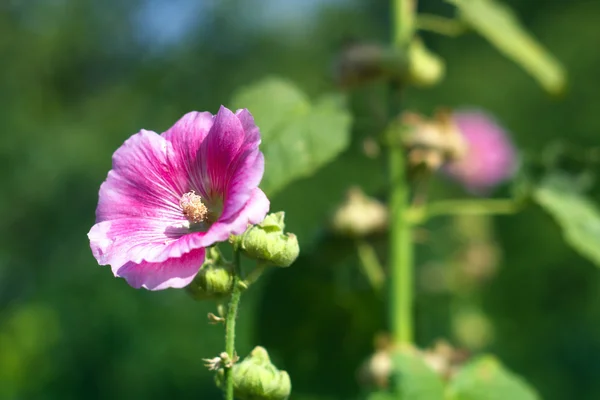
top-left (400, 109), bottom-right (468, 172)
top-left (216, 346), bottom-right (291, 400)
top-left (398, 108), bottom-right (517, 193)
top-left (230, 212), bottom-right (299, 268)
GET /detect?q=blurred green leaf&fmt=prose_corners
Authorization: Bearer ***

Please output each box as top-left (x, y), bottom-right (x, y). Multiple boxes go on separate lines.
top-left (533, 174), bottom-right (600, 267)
top-left (230, 77), bottom-right (352, 196)
top-left (448, 0), bottom-right (566, 94)
top-left (391, 350), bottom-right (446, 400)
top-left (447, 356), bottom-right (539, 400)
top-left (366, 392), bottom-right (397, 400)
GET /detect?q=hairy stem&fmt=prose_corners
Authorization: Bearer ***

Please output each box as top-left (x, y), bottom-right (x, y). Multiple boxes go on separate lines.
top-left (224, 251), bottom-right (243, 400)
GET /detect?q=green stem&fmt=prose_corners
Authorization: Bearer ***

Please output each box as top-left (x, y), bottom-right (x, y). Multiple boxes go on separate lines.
top-left (243, 263), bottom-right (266, 287)
top-left (407, 199), bottom-right (523, 224)
top-left (389, 149), bottom-right (414, 345)
top-left (224, 250), bottom-right (243, 400)
top-left (393, 0), bottom-right (415, 47)
top-left (416, 14), bottom-right (468, 37)
top-left (388, 0), bottom-right (417, 346)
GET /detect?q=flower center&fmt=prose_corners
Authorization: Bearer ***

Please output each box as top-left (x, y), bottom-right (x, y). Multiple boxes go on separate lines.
top-left (180, 191), bottom-right (208, 224)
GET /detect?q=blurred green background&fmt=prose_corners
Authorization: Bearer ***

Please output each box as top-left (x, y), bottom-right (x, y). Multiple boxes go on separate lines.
top-left (1, 0), bottom-right (600, 399)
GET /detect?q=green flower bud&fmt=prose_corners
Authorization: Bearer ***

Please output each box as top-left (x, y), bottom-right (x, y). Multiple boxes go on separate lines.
top-left (216, 346), bottom-right (292, 400)
top-left (407, 38), bottom-right (445, 87)
top-left (258, 212), bottom-right (286, 231)
top-left (186, 247), bottom-right (233, 300)
top-left (231, 212), bottom-right (300, 268)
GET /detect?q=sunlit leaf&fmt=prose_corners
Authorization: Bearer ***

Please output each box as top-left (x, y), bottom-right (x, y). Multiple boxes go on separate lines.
top-left (391, 350), bottom-right (446, 400)
top-left (230, 77), bottom-right (352, 196)
top-left (447, 356), bottom-right (539, 400)
top-left (448, 0), bottom-right (566, 94)
top-left (533, 173), bottom-right (600, 267)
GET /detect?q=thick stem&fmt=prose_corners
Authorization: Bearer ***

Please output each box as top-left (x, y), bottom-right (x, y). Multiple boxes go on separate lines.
top-left (393, 0), bottom-right (415, 47)
top-left (388, 0), bottom-right (417, 346)
top-left (388, 149), bottom-right (414, 345)
top-left (224, 251), bottom-right (243, 400)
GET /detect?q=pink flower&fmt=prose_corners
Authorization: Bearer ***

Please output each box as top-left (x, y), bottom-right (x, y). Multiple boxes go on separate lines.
top-left (88, 106), bottom-right (270, 290)
top-left (444, 110), bottom-right (517, 195)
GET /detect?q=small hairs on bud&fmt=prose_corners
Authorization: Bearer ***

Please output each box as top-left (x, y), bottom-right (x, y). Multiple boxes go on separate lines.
top-left (186, 247), bottom-right (233, 300)
top-left (216, 346), bottom-right (291, 400)
top-left (230, 212), bottom-right (299, 268)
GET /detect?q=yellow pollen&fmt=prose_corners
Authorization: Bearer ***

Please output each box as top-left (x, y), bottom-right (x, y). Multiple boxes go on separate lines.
top-left (180, 191), bottom-right (208, 224)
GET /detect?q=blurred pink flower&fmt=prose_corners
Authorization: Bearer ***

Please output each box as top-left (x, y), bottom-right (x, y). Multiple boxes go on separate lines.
top-left (88, 106), bottom-right (269, 290)
top-left (444, 110), bottom-right (517, 194)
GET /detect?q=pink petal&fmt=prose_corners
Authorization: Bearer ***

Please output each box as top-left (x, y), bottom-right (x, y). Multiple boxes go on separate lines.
top-left (116, 248), bottom-right (206, 290)
top-left (199, 107), bottom-right (264, 219)
top-left (89, 218), bottom-right (190, 268)
top-left (235, 108), bottom-right (261, 143)
top-left (96, 130), bottom-right (187, 221)
top-left (221, 150), bottom-right (265, 221)
top-left (201, 188), bottom-right (270, 245)
top-left (161, 111), bottom-right (215, 198)
top-left (88, 188), bottom-right (269, 269)
top-left (445, 110), bottom-right (517, 194)
top-left (240, 188), bottom-right (270, 226)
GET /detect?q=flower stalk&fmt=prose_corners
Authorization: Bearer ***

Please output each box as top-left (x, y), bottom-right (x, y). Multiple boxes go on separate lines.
top-left (388, 0), bottom-right (417, 346)
top-left (388, 148), bottom-right (414, 345)
top-left (393, 0), bottom-right (415, 48)
top-left (224, 250), bottom-right (244, 400)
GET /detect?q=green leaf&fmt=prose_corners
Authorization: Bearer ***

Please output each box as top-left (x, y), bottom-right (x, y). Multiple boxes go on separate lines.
top-left (448, 0), bottom-right (566, 94)
top-left (447, 356), bottom-right (539, 400)
top-left (391, 350), bottom-right (445, 400)
top-left (533, 174), bottom-right (600, 267)
top-left (230, 77), bottom-right (352, 196)
top-left (366, 392), bottom-right (397, 400)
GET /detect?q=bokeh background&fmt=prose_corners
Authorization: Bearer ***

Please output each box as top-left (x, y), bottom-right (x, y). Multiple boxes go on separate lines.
top-left (1, 0), bottom-right (600, 399)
